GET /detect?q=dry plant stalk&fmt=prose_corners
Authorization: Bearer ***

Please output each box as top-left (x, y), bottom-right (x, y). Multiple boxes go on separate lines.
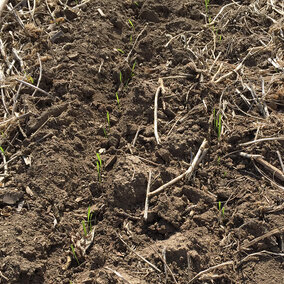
top-left (143, 170), bottom-right (151, 221)
top-left (154, 78), bottom-right (165, 145)
top-left (240, 152), bottom-right (284, 182)
top-left (0, 0), bottom-right (8, 16)
top-left (240, 226), bottom-right (284, 250)
top-left (148, 139), bottom-right (208, 197)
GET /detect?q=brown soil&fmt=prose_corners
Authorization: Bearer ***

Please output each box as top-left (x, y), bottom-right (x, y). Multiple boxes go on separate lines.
top-left (1, 0), bottom-right (284, 283)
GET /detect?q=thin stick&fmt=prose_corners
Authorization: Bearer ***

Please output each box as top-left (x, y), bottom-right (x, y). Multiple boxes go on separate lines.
top-left (143, 170), bottom-right (152, 221)
top-left (15, 78), bottom-right (50, 96)
top-left (0, 271), bottom-right (9, 281)
top-left (98, 59), bottom-right (104, 73)
top-left (214, 62), bottom-right (242, 83)
top-left (1, 88), bottom-right (9, 115)
top-left (149, 244), bottom-right (178, 284)
top-left (276, 151), bottom-right (284, 173)
top-left (209, 52), bottom-right (222, 73)
top-left (118, 235), bottom-right (161, 273)
top-left (32, 53), bottom-right (43, 97)
top-left (132, 125), bottom-right (141, 147)
top-left (255, 156), bottom-right (284, 182)
top-left (125, 24), bottom-right (148, 62)
top-left (154, 78), bottom-right (165, 145)
top-left (240, 152), bottom-right (284, 182)
top-left (189, 261), bottom-right (234, 283)
top-left (241, 226), bottom-right (284, 250)
top-left (239, 136), bottom-right (284, 146)
top-left (162, 247), bottom-right (168, 283)
top-left (0, 0), bottom-right (8, 16)
top-left (205, 3), bottom-right (237, 27)
top-left (148, 139), bottom-right (208, 197)
top-left (12, 82), bottom-right (22, 115)
top-left (105, 267), bottom-right (131, 284)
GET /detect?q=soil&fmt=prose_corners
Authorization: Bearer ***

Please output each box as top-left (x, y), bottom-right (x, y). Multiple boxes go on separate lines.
top-left (0, 0), bottom-right (284, 283)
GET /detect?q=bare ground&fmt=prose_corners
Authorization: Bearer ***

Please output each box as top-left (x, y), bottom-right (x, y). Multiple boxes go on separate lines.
top-left (0, 0), bottom-right (284, 283)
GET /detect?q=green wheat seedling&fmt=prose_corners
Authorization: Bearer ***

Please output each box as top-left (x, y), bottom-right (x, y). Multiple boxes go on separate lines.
top-left (96, 153), bottom-right (102, 168)
top-left (71, 244), bottom-right (79, 265)
top-left (82, 220), bottom-right (87, 236)
top-left (218, 201), bottom-right (225, 217)
top-left (117, 48), bottom-right (125, 54)
top-left (103, 127), bottom-right (108, 138)
top-left (97, 161), bottom-right (101, 182)
top-left (0, 146), bottom-right (4, 154)
top-left (116, 92), bottom-right (120, 109)
top-left (205, 0), bottom-right (210, 13)
top-left (213, 109), bottom-right (222, 139)
top-left (87, 206), bottom-right (93, 231)
top-left (119, 71), bottom-right (122, 84)
top-left (131, 61), bottom-right (136, 77)
top-left (106, 111), bottom-right (110, 128)
top-left (128, 19), bottom-right (135, 30)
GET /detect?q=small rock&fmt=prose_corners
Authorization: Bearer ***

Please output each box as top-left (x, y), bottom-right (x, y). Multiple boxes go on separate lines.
top-left (1, 190), bottom-right (24, 205)
top-left (156, 148), bottom-right (171, 163)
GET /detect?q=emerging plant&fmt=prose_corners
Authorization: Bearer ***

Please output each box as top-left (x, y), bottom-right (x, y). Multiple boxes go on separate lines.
top-left (96, 153), bottom-right (102, 168)
top-left (87, 206), bottom-right (93, 231)
top-left (106, 111), bottom-right (110, 128)
top-left (205, 0), bottom-right (210, 13)
top-left (213, 109), bottom-right (222, 139)
top-left (103, 128), bottom-right (108, 138)
top-left (116, 92), bottom-right (120, 109)
top-left (218, 201), bottom-right (225, 217)
top-left (82, 206), bottom-right (93, 235)
top-left (119, 71), bottom-right (122, 83)
top-left (0, 146), bottom-right (4, 154)
top-left (71, 244), bottom-right (79, 265)
top-left (131, 61), bottom-right (136, 77)
top-left (128, 19), bottom-right (135, 30)
top-left (97, 161), bottom-right (101, 182)
top-left (117, 48), bottom-right (125, 54)
top-left (82, 220), bottom-right (87, 236)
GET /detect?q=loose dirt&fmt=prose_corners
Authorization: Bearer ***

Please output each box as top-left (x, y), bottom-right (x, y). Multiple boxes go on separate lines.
top-left (0, 0), bottom-right (284, 283)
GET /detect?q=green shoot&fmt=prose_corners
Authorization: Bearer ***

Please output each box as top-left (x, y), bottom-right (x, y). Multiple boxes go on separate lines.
top-left (218, 201), bottom-right (222, 211)
top-left (103, 128), bottom-right (108, 138)
top-left (222, 206), bottom-right (225, 216)
top-left (213, 109), bottom-right (222, 139)
top-left (205, 0), bottom-right (210, 13)
top-left (218, 113), bottom-right (222, 139)
top-left (217, 156), bottom-right (221, 165)
top-left (97, 161), bottom-right (101, 182)
top-left (87, 206), bottom-right (92, 231)
top-left (119, 71), bottom-right (122, 83)
top-left (116, 92), bottom-right (120, 109)
top-left (130, 34), bottom-right (132, 42)
top-left (0, 146), bottom-right (4, 154)
top-left (131, 61), bottom-right (136, 77)
top-left (96, 153), bottom-right (102, 168)
top-left (71, 244), bottom-right (79, 265)
top-left (117, 48), bottom-right (125, 54)
top-left (82, 220), bottom-right (87, 236)
top-left (134, 1), bottom-right (139, 6)
top-left (107, 111), bottom-right (110, 128)
top-left (128, 19), bottom-right (135, 30)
